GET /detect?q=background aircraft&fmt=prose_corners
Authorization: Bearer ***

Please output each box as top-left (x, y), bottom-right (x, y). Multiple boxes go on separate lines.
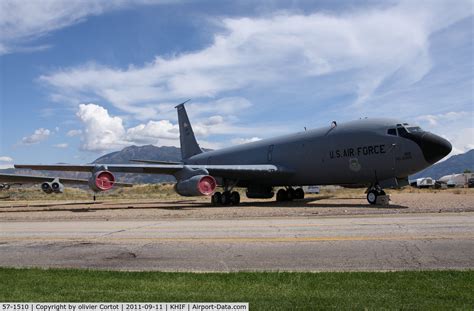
top-left (0, 173), bottom-right (132, 195)
top-left (15, 103), bottom-right (452, 205)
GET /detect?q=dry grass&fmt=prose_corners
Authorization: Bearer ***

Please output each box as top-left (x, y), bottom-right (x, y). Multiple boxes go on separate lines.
top-left (1, 183), bottom-right (179, 202)
top-left (1, 183), bottom-right (472, 202)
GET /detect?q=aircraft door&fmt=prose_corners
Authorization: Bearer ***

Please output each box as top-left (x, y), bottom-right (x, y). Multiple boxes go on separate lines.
top-left (385, 128), bottom-right (401, 176)
top-left (267, 145), bottom-right (274, 162)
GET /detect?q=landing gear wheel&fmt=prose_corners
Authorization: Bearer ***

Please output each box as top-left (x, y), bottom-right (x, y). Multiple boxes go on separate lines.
top-left (367, 190), bottom-right (378, 205)
top-left (276, 189), bottom-right (288, 202)
top-left (295, 188), bottom-right (305, 200)
top-left (221, 191), bottom-right (231, 205)
top-left (211, 192), bottom-right (222, 206)
top-left (230, 191), bottom-right (240, 205)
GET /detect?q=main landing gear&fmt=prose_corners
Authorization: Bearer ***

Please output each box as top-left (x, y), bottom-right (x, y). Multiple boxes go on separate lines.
top-left (366, 185), bottom-right (386, 205)
top-left (276, 187), bottom-right (305, 202)
top-left (211, 191), bottom-right (240, 206)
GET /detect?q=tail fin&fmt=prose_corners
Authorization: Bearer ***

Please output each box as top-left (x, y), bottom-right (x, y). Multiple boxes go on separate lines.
top-left (175, 100), bottom-right (203, 160)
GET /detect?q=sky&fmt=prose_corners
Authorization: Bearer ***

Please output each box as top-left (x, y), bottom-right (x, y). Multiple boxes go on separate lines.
top-left (0, 0), bottom-right (473, 168)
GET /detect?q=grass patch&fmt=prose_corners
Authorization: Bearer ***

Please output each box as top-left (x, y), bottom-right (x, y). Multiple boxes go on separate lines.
top-left (1, 268), bottom-right (472, 309)
top-left (3, 183), bottom-right (472, 202)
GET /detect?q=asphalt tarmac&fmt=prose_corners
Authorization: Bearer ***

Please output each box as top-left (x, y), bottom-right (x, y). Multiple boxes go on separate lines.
top-left (1, 213), bottom-right (473, 271)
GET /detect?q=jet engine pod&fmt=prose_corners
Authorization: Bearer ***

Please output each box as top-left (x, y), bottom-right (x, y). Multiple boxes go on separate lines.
top-left (51, 181), bottom-right (64, 193)
top-left (41, 182), bottom-right (53, 194)
top-left (89, 170), bottom-right (115, 192)
top-left (175, 175), bottom-right (217, 196)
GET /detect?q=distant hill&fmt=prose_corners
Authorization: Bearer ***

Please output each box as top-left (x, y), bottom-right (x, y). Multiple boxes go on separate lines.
top-left (410, 149), bottom-right (474, 180)
top-left (93, 145), bottom-right (181, 183)
top-left (94, 145), bottom-right (181, 165)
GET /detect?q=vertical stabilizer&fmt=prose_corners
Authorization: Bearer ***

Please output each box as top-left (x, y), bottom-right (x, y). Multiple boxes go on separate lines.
top-left (175, 101), bottom-right (203, 160)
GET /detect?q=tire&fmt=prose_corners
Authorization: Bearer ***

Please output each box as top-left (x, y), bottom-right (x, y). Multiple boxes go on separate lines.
top-left (295, 188), bottom-right (304, 200)
top-left (230, 191), bottom-right (240, 205)
top-left (211, 192), bottom-right (222, 206)
top-left (276, 189), bottom-right (288, 202)
top-left (221, 191), bottom-right (231, 205)
top-left (367, 190), bottom-right (378, 205)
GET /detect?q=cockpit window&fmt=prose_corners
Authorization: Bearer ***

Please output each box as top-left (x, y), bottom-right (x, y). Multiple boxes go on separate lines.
top-left (387, 128), bottom-right (397, 136)
top-left (397, 127), bottom-right (408, 137)
top-left (407, 126), bottom-right (423, 133)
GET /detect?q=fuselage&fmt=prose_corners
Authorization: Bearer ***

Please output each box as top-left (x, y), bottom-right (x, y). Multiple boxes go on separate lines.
top-left (186, 118), bottom-right (452, 187)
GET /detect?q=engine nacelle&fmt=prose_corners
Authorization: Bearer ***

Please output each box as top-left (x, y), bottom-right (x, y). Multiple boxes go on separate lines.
top-left (51, 181), bottom-right (64, 193)
top-left (41, 180), bottom-right (64, 194)
top-left (88, 170), bottom-right (115, 192)
top-left (41, 182), bottom-right (53, 194)
top-left (175, 175), bottom-right (217, 196)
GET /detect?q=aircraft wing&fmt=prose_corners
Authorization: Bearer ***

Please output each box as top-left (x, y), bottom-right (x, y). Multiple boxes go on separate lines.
top-left (14, 164), bottom-right (292, 179)
top-left (0, 173), bottom-right (133, 187)
top-left (129, 159), bottom-right (183, 165)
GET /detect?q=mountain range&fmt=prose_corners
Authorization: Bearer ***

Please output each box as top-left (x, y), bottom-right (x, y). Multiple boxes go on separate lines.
top-left (410, 149), bottom-right (473, 180)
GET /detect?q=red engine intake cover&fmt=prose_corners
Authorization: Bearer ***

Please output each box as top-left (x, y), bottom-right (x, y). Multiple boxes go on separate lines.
top-left (198, 175), bottom-right (217, 195)
top-left (95, 171), bottom-right (115, 191)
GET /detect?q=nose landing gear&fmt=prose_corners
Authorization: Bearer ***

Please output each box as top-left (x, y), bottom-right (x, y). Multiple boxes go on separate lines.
top-left (366, 185), bottom-right (386, 205)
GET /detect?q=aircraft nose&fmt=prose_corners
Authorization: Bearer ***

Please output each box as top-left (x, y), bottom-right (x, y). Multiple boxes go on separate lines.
top-left (420, 132), bottom-right (452, 164)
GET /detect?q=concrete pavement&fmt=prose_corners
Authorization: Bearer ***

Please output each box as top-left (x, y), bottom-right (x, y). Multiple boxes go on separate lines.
top-left (0, 213), bottom-right (473, 271)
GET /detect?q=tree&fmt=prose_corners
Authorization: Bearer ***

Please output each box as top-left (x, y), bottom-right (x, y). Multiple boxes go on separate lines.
top-left (464, 169), bottom-right (472, 173)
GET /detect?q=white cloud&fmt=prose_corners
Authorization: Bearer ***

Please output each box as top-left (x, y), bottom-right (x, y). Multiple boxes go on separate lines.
top-left (203, 115), bottom-right (224, 126)
top-left (0, 0), bottom-right (170, 55)
top-left (188, 97), bottom-right (252, 117)
top-left (53, 143), bottom-right (68, 148)
top-left (416, 111), bottom-right (469, 127)
top-left (21, 128), bottom-right (51, 145)
top-left (0, 156), bottom-right (13, 162)
top-left (76, 104), bottom-right (127, 152)
top-left (39, 1), bottom-right (472, 118)
top-left (231, 137), bottom-right (262, 145)
top-left (191, 112), bottom-right (272, 138)
top-left (126, 120), bottom-right (179, 143)
top-left (0, 156), bottom-right (14, 169)
top-left (446, 127), bottom-right (474, 155)
top-left (76, 103), bottom-right (180, 151)
top-left (67, 129), bottom-right (82, 137)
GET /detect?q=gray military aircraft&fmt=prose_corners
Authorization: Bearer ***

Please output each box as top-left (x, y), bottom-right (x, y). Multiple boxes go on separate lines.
top-left (15, 102), bottom-right (452, 205)
top-left (0, 173), bottom-right (132, 194)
